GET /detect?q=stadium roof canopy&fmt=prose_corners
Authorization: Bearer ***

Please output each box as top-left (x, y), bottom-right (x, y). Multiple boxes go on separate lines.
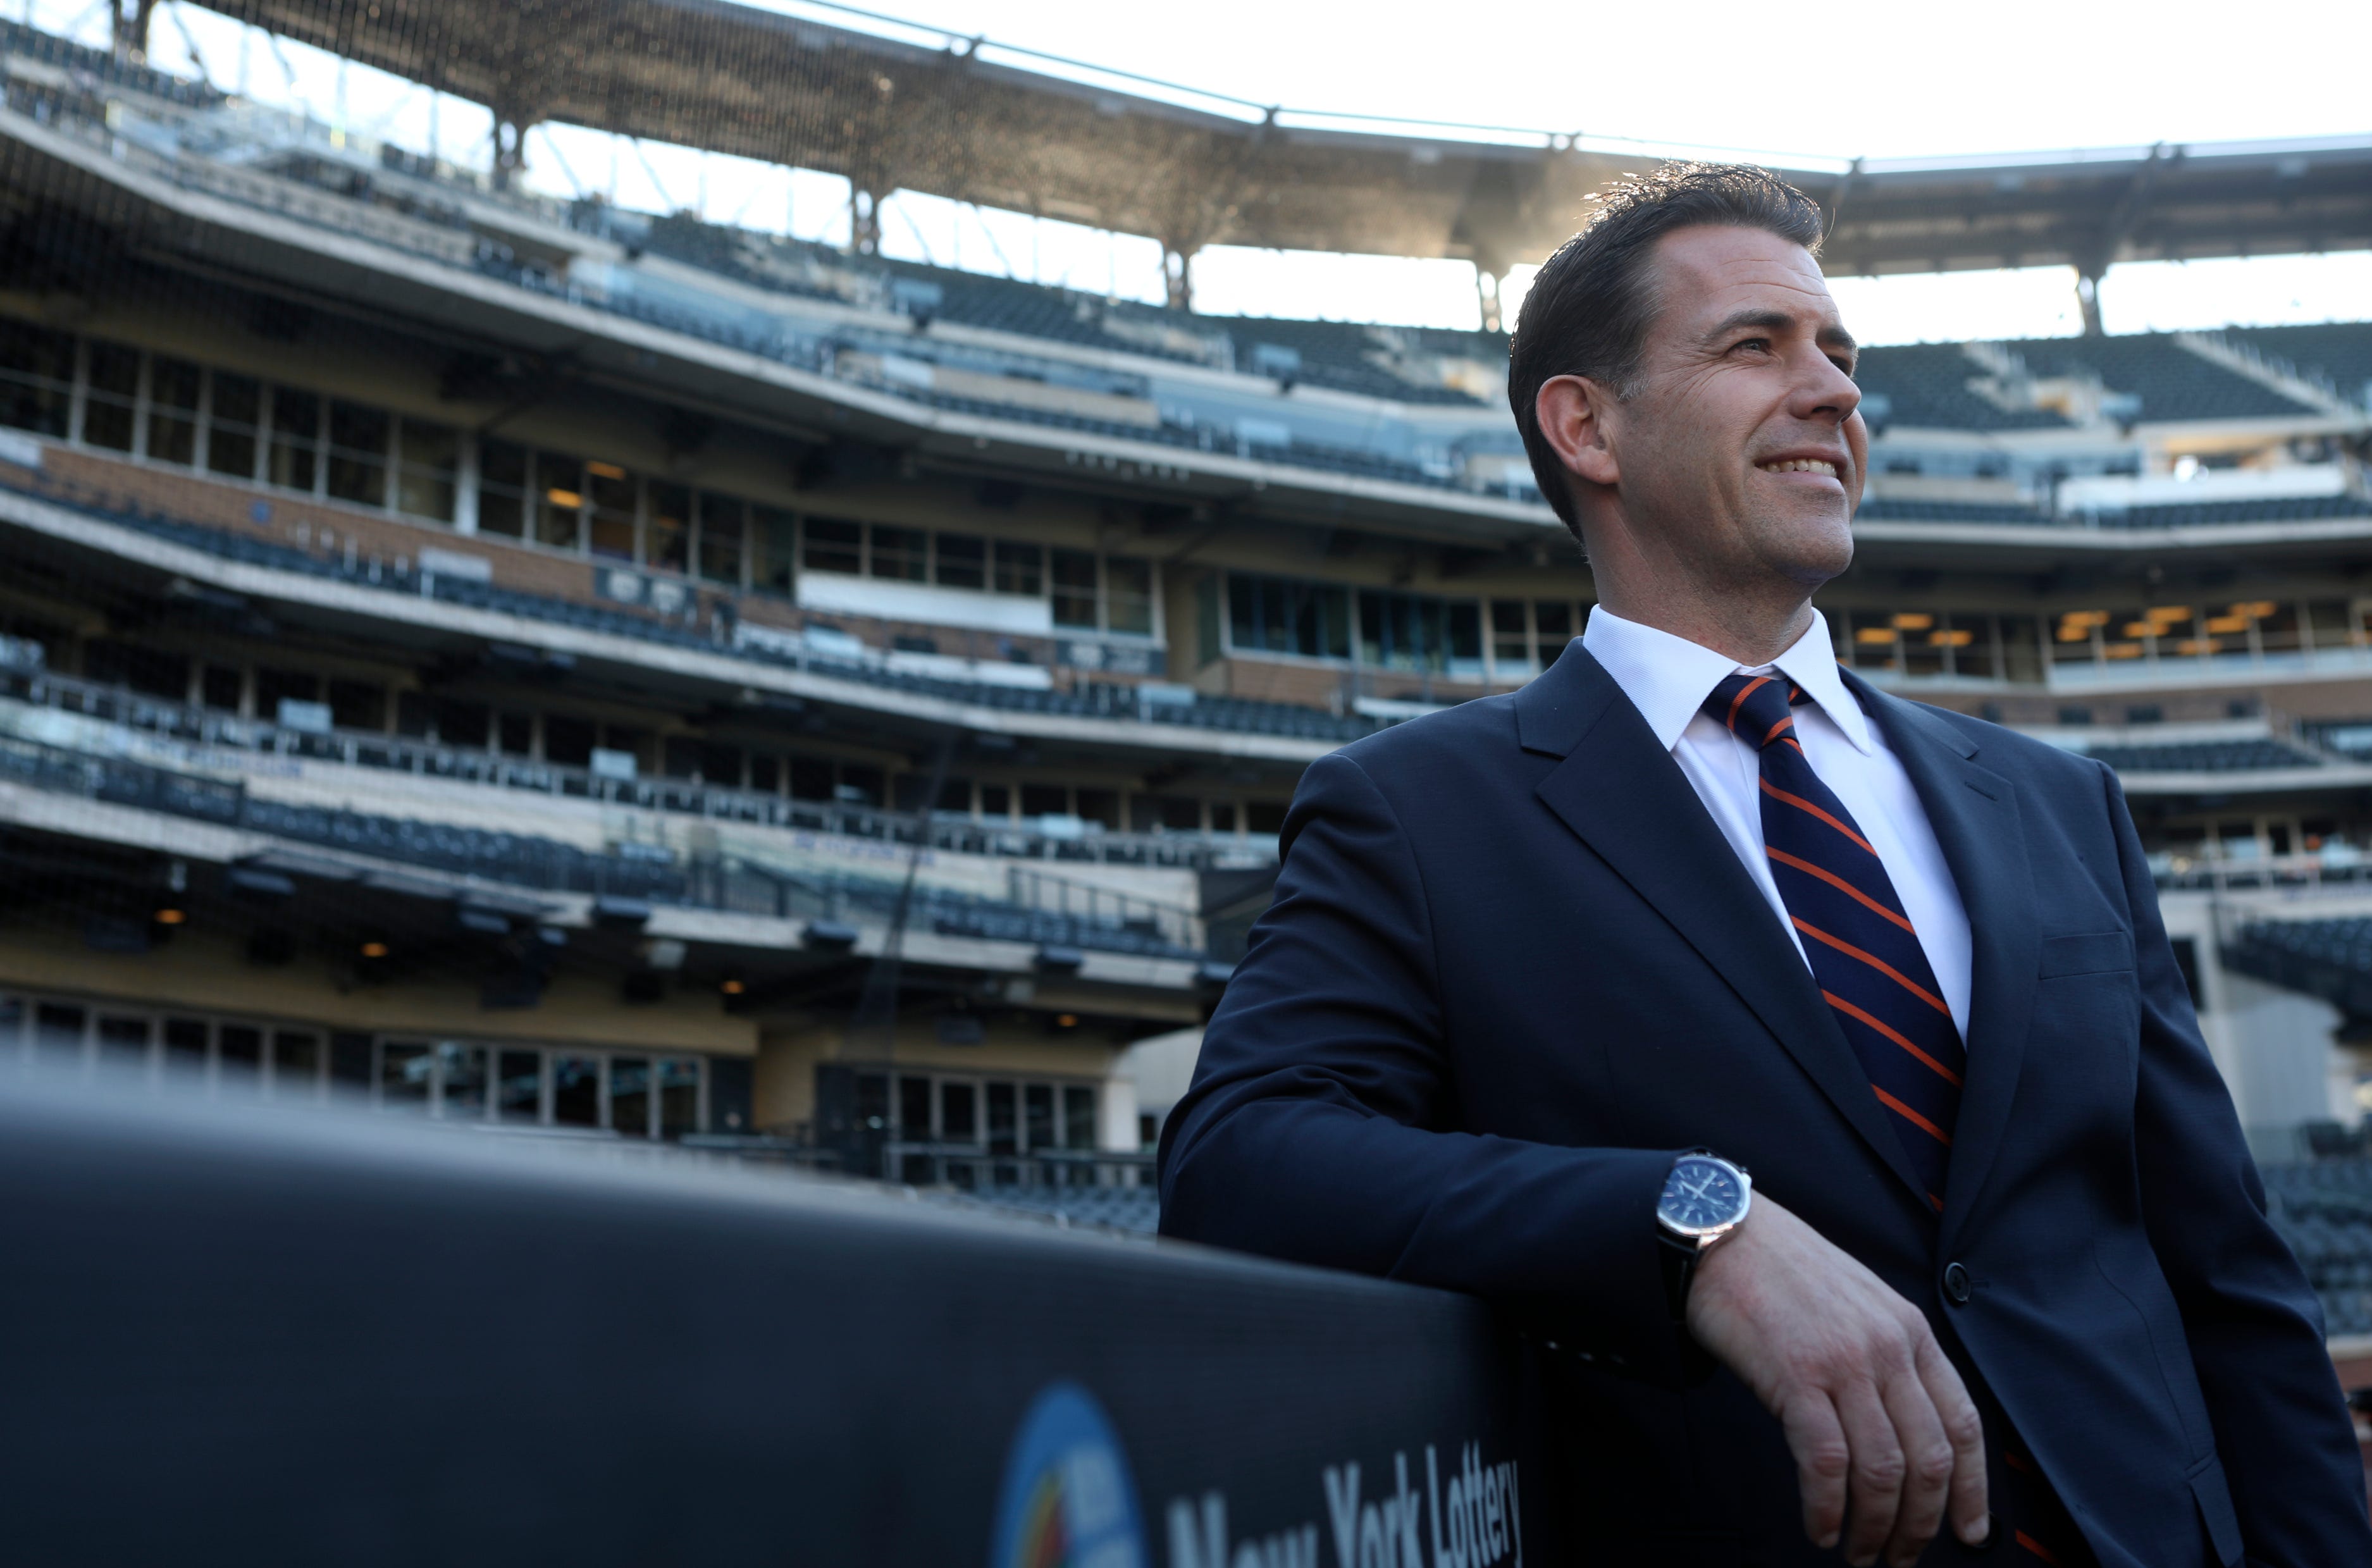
top-left (199, 0), bottom-right (2372, 287)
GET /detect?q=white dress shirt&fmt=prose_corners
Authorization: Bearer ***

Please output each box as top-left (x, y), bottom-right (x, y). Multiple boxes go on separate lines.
top-left (1579, 605), bottom-right (1974, 1037)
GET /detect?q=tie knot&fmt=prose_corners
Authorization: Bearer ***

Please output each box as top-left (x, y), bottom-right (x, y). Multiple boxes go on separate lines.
top-left (1704, 672), bottom-right (1805, 752)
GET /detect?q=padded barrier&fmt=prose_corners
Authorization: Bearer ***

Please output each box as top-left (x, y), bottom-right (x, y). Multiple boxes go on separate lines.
top-left (0, 1072), bottom-right (1555, 1567)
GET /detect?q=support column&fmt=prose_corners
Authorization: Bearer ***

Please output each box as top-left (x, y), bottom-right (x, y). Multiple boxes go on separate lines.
top-left (849, 187), bottom-right (882, 256)
top-left (1163, 245), bottom-right (1196, 312)
top-left (491, 118), bottom-right (529, 194)
top-left (2076, 269), bottom-right (2105, 338)
top-left (110, 0), bottom-right (156, 63)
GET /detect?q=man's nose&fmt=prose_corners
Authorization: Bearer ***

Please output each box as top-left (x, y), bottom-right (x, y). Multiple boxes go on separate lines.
top-left (1790, 349), bottom-right (1861, 426)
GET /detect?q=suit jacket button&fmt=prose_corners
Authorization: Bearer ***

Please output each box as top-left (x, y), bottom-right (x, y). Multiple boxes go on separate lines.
top-left (1943, 1261), bottom-right (1972, 1305)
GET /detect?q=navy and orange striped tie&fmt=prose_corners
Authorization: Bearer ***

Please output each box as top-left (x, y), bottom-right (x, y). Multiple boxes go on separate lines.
top-left (1703, 672), bottom-right (1965, 1211)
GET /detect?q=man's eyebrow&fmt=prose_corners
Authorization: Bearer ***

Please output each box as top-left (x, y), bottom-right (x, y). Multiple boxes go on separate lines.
top-left (1702, 308), bottom-right (1859, 357)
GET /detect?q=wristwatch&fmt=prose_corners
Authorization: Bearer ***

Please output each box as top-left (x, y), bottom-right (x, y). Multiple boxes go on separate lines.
top-left (1657, 1150), bottom-right (1753, 1319)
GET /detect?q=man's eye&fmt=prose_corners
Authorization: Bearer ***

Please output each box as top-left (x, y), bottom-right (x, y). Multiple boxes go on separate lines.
top-left (1733, 338), bottom-right (1770, 354)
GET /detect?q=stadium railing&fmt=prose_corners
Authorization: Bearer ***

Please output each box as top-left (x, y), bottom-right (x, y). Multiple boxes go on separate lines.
top-left (0, 1068), bottom-right (1558, 1565)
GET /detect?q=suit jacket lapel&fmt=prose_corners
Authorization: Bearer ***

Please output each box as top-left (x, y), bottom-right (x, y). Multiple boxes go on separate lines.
top-left (1519, 648), bottom-right (1929, 1202)
top-left (1843, 673), bottom-right (2041, 1246)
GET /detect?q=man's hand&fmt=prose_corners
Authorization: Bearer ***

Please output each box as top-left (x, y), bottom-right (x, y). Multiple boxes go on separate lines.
top-left (1685, 1193), bottom-right (1989, 1567)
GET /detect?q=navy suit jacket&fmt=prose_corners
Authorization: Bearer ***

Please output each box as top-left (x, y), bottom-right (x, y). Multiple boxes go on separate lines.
top-left (1160, 643), bottom-right (2369, 1567)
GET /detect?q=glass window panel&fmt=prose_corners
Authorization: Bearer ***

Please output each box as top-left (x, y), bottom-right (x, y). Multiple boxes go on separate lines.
top-left (396, 418), bottom-right (460, 522)
top-left (581, 462), bottom-right (635, 560)
top-left (1051, 549), bottom-right (1099, 627)
top-left (787, 754), bottom-right (834, 801)
top-left (1105, 557), bottom-right (1154, 635)
top-left (476, 437), bottom-right (526, 538)
top-left (941, 1080), bottom-right (977, 1143)
top-left (268, 386), bottom-right (319, 491)
top-left (325, 400), bottom-right (390, 505)
top-left (273, 1030), bottom-right (320, 1096)
top-left (936, 531), bottom-right (986, 590)
top-left (696, 494), bottom-right (743, 584)
top-left (2000, 616), bottom-right (2043, 684)
top-left (1448, 601), bottom-right (1481, 663)
top-left (985, 1081), bottom-right (1017, 1157)
top-left (206, 371), bottom-right (261, 478)
top-left (838, 763), bottom-right (882, 807)
top-left (97, 1014), bottom-right (148, 1064)
top-left (898, 1073), bottom-right (933, 1138)
top-left (753, 503), bottom-right (796, 595)
top-left (1259, 579), bottom-right (1287, 652)
top-left (552, 1055), bottom-right (600, 1126)
top-left (436, 1042), bottom-right (486, 1118)
top-left (658, 1059), bottom-right (700, 1138)
top-left (803, 515), bottom-right (861, 574)
top-left (1233, 574), bottom-right (1271, 650)
top-left (497, 1049), bottom-right (544, 1122)
top-left (1023, 1082), bottom-right (1055, 1151)
top-left (869, 524), bottom-right (928, 583)
top-left (83, 342), bottom-right (139, 452)
top-left (376, 1040), bottom-right (430, 1111)
top-left (218, 1023), bottom-right (263, 1088)
top-left (201, 664), bottom-right (243, 712)
top-left (1063, 1085), bottom-right (1097, 1150)
top-left (2307, 599), bottom-right (2360, 649)
top-left (1020, 782), bottom-right (1068, 818)
top-left (609, 1056), bottom-right (650, 1137)
top-left (146, 356), bottom-right (200, 465)
top-left (328, 679), bottom-right (384, 731)
top-left (1075, 787), bottom-right (1118, 829)
top-left (1536, 602), bottom-right (1573, 648)
top-left (32, 1001), bottom-right (83, 1059)
top-left (535, 452), bottom-right (583, 550)
top-left (162, 1016), bottom-right (209, 1079)
top-left (1490, 600), bottom-right (1529, 664)
top-left (993, 540), bottom-right (1042, 596)
top-left (0, 318), bottom-right (72, 436)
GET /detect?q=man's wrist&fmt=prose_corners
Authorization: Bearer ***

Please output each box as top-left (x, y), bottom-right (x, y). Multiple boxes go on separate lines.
top-left (1655, 1150), bottom-right (1753, 1320)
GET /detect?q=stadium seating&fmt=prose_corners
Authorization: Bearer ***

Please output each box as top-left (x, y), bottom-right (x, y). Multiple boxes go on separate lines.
top-left (1854, 497), bottom-right (2055, 525)
top-left (2086, 494), bottom-right (2372, 529)
top-left (1849, 343), bottom-right (2070, 431)
top-left (2261, 1159), bottom-right (2372, 1335)
top-left (2014, 335), bottom-right (2317, 422)
top-left (0, 728), bottom-right (1206, 958)
top-left (1, 475), bottom-right (1387, 747)
top-left (2085, 739), bottom-right (2327, 772)
top-left (2227, 323), bottom-right (2372, 411)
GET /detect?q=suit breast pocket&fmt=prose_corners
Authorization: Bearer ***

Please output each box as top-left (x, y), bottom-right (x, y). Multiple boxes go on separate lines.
top-left (2033, 929), bottom-right (2141, 1108)
top-left (2037, 929), bottom-right (2134, 979)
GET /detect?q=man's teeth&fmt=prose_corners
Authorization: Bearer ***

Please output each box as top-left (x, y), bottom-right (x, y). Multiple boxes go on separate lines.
top-left (1760, 459), bottom-right (1838, 476)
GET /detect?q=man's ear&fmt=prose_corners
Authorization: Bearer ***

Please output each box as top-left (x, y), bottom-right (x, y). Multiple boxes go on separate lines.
top-left (1535, 374), bottom-right (1621, 490)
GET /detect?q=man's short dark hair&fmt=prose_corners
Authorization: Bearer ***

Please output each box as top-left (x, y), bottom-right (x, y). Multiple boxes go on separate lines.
top-left (1507, 163), bottom-right (1828, 533)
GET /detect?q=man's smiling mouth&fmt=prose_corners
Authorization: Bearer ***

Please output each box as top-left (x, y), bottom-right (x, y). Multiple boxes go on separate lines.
top-left (1758, 458), bottom-right (1839, 477)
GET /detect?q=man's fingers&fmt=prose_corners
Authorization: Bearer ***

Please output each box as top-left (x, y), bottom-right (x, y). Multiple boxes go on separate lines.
top-left (1834, 1378), bottom-right (1907, 1565)
top-left (1874, 1351), bottom-right (1956, 1567)
top-left (1913, 1331), bottom-right (1991, 1545)
top-left (1777, 1391), bottom-right (1852, 1551)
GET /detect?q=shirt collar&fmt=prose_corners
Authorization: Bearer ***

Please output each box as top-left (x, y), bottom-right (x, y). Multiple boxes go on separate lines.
top-left (1580, 604), bottom-right (1877, 756)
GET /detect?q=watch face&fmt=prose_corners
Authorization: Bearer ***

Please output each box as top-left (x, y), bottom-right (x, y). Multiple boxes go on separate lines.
top-left (1660, 1156), bottom-right (1748, 1235)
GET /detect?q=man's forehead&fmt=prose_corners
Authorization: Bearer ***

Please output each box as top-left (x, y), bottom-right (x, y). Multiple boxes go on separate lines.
top-left (1652, 225), bottom-right (1843, 331)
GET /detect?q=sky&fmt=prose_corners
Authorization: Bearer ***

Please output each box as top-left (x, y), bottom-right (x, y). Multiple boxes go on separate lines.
top-left (83, 0), bottom-right (2372, 342)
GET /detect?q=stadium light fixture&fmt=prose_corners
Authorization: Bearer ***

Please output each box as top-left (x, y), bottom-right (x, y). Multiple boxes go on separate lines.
top-left (152, 907), bottom-right (187, 927)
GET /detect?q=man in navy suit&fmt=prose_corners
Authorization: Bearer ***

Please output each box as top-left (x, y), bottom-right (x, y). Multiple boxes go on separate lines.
top-left (1158, 164), bottom-right (2370, 1567)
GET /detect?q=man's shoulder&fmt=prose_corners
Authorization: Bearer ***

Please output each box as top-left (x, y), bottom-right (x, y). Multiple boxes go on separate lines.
top-left (1331, 689), bottom-right (1524, 771)
top-left (1884, 694), bottom-right (2109, 789)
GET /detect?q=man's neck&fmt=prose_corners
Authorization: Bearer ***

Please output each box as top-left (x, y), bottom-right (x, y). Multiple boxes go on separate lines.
top-left (1593, 586), bottom-right (1817, 669)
